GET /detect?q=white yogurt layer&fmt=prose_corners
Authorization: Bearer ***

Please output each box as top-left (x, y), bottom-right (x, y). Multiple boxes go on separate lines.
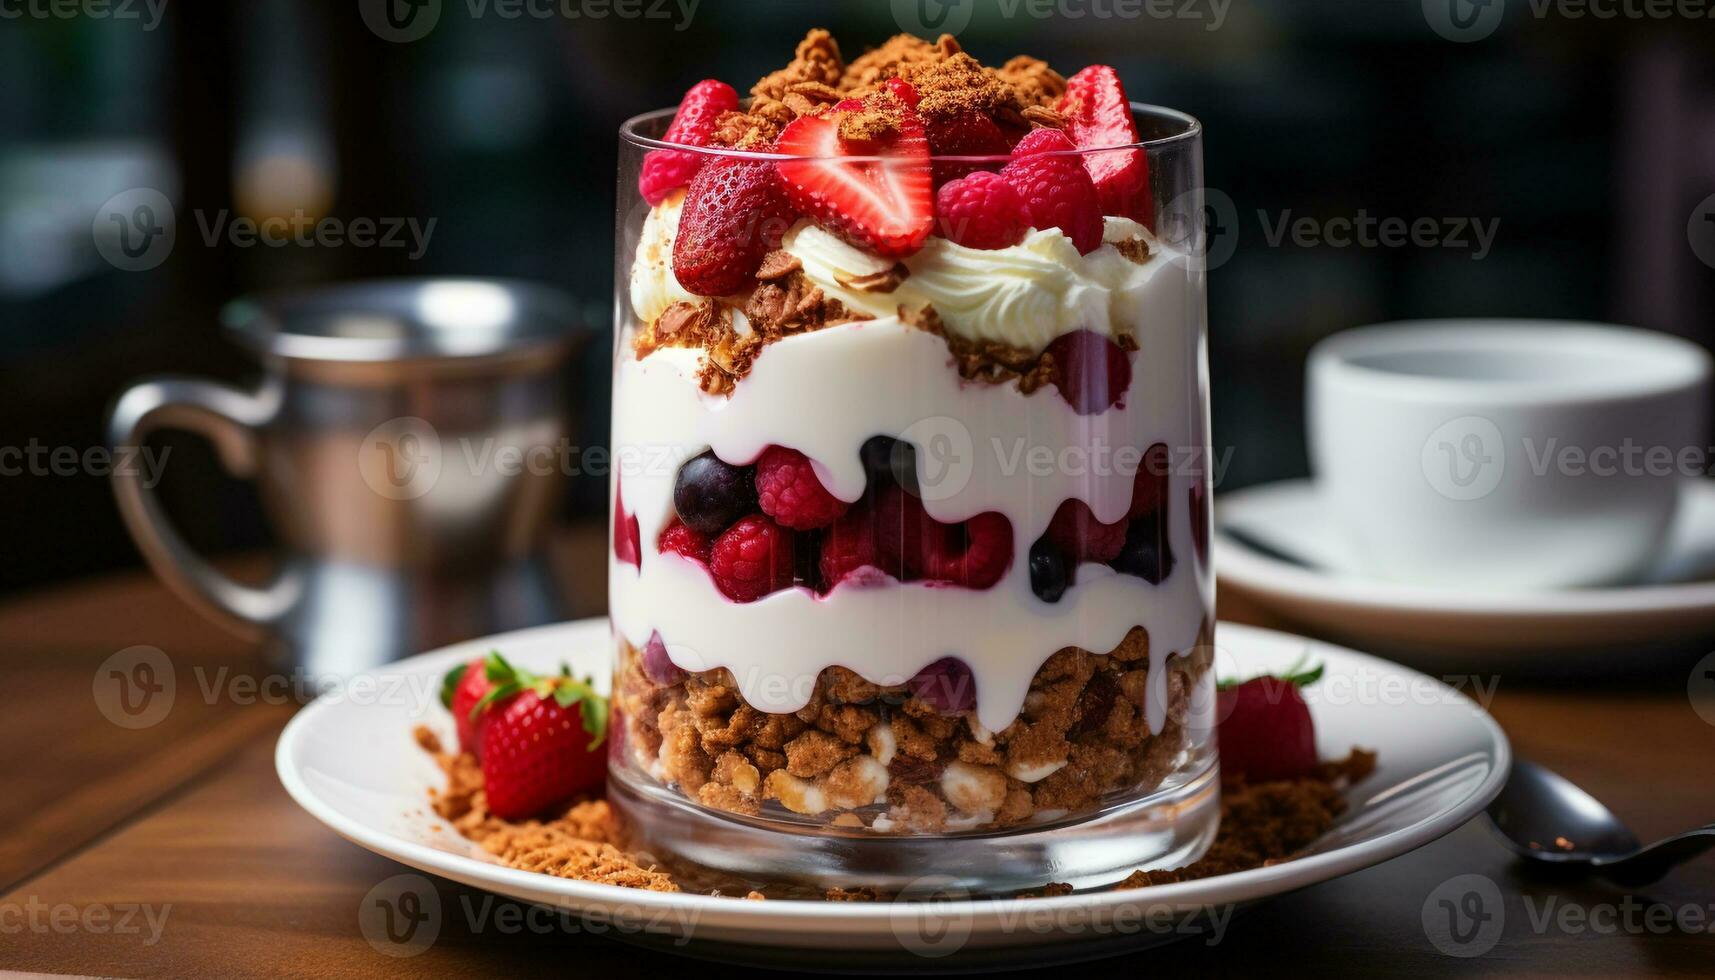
top-left (610, 227), bottom-right (1213, 734)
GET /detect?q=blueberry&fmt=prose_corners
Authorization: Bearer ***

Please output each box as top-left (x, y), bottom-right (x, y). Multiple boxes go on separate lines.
top-left (1029, 538), bottom-right (1070, 603)
top-left (860, 435), bottom-right (918, 496)
top-left (673, 450), bottom-right (757, 535)
top-left (1113, 512), bottom-right (1175, 584)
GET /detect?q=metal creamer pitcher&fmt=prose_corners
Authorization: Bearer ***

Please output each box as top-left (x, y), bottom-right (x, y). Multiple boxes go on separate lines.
top-left (108, 279), bottom-right (589, 674)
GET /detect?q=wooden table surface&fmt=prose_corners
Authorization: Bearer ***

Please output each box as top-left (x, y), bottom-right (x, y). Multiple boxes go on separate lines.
top-left (1, 527), bottom-right (1712, 977)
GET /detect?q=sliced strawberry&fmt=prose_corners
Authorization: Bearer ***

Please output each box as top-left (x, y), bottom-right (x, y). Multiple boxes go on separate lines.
top-left (774, 93), bottom-right (934, 259)
top-left (926, 111), bottom-right (1010, 187)
top-left (638, 79), bottom-right (739, 206)
top-left (672, 156), bottom-right (796, 296)
top-left (1058, 65), bottom-right (1151, 225)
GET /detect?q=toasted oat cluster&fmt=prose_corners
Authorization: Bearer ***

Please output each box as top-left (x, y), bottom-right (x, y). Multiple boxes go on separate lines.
top-left (612, 627), bottom-right (1211, 833)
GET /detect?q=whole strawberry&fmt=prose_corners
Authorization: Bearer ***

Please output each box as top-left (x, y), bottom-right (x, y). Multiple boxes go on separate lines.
top-left (638, 79), bottom-right (740, 205)
top-left (468, 653), bottom-right (609, 820)
top-left (1215, 661), bottom-right (1322, 782)
top-left (440, 657), bottom-right (492, 758)
top-left (673, 156), bottom-right (796, 296)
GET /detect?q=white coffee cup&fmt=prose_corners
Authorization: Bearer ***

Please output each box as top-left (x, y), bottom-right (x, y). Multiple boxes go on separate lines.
top-left (1307, 320), bottom-right (1711, 590)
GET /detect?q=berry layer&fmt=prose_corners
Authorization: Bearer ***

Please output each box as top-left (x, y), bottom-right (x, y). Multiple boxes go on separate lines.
top-left (611, 246), bottom-right (1210, 736)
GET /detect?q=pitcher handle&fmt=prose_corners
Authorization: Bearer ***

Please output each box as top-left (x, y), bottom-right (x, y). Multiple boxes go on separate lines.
top-left (106, 377), bottom-right (298, 640)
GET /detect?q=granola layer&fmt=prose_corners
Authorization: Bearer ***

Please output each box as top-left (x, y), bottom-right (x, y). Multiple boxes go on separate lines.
top-left (612, 626), bottom-right (1211, 833)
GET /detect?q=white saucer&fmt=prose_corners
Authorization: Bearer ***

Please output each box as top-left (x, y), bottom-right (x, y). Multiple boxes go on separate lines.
top-left (277, 617), bottom-right (1507, 968)
top-left (1216, 478), bottom-right (1715, 666)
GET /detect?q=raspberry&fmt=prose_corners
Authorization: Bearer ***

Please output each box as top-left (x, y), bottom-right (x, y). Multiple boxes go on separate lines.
top-left (1128, 442), bottom-right (1171, 519)
top-left (921, 511), bottom-right (1013, 589)
top-left (1000, 128), bottom-right (1104, 255)
top-left (819, 503), bottom-right (889, 592)
top-left (926, 111), bottom-right (1010, 186)
top-left (641, 632), bottom-right (687, 686)
top-left (872, 483), bottom-right (933, 580)
top-left (1046, 329), bottom-right (1132, 415)
top-left (613, 480), bottom-right (641, 567)
top-left (673, 157), bottom-right (796, 296)
top-left (710, 514), bottom-right (796, 602)
top-left (936, 172), bottom-right (1029, 250)
top-left (1189, 481), bottom-right (1209, 563)
top-left (638, 79), bottom-right (740, 206)
top-left (657, 519), bottom-right (712, 564)
top-left (755, 446), bottom-right (849, 530)
top-left (1047, 498), bottom-right (1127, 564)
top-left (908, 658), bottom-right (976, 714)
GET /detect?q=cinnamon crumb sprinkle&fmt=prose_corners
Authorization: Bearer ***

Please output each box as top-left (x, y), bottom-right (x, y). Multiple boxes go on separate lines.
top-left (418, 723), bottom-right (1375, 899)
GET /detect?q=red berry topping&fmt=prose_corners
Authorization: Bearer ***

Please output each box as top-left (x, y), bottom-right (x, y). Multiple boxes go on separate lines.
top-left (613, 480), bottom-right (641, 567)
top-left (1189, 481), bottom-right (1209, 563)
top-left (710, 514), bottom-right (797, 602)
top-left (641, 632), bottom-right (687, 686)
top-left (921, 511), bottom-right (1014, 589)
top-left (1045, 329), bottom-right (1132, 415)
top-left (657, 518), bottom-right (712, 564)
top-left (1046, 498), bottom-right (1127, 564)
top-left (871, 483), bottom-right (933, 580)
top-left (774, 92), bottom-right (934, 258)
top-left (442, 657), bottom-right (492, 758)
top-left (476, 654), bottom-right (608, 820)
top-left (908, 657), bottom-right (976, 714)
top-left (935, 171), bottom-right (1028, 250)
top-left (755, 445), bottom-right (849, 530)
top-left (1215, 664), bottom-right (1322, 782)
top-left (884, 77), bottom-right (920, 109)
top-left (638, 79), bottom-right (740, 206)
top-left (819, 502), bottom-right (888, 591)
top-left (673, 157), bottom-right (796, 296)
top-left (1001, 128), bottom-right (1104, 255)
top-left (926, 110), bottom-right (1011, 186)
top-left (1128, 442), bottom-right (1171, 519)
top-left (1058, 65), bottom-right (1151, 225)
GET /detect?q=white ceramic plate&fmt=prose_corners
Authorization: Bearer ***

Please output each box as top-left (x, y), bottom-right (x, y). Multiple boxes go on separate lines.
top-left (1216, 479), bottom-right (1715, 668)
top-left (277, 618), bottom-right (1508, 969)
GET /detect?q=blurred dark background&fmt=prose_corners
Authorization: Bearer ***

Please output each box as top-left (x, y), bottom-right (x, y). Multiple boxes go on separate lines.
top-left (2, 0), bottom-right (1713, 595)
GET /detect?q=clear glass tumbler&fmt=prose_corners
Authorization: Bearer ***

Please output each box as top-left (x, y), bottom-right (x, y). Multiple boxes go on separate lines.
top-left (607, 104), bottom-right (1216, 894)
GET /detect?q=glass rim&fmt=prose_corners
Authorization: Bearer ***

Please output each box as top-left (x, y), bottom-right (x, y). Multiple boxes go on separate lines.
top-left (617, 101), bottom-right (1201, 164)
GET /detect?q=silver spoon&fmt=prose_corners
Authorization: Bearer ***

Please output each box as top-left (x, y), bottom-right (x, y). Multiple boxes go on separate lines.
top-left (1486, 759), bottom-right (1715, 886)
